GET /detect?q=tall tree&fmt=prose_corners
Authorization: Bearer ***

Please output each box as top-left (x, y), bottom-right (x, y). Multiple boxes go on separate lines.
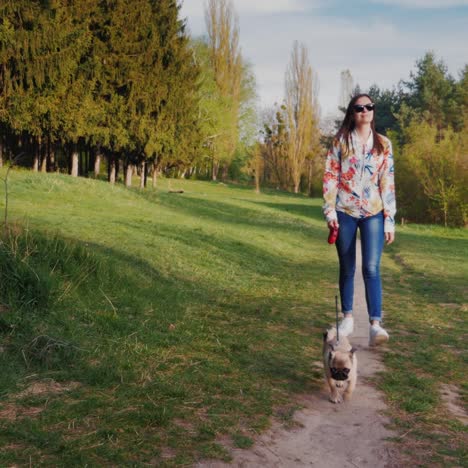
top-left (339, 69), bottom-right (354, 110)
top-left (367, 84), bottom-right (403, 135)
top-left (284, 41), bottom-right (320, 193)
top-left (260, 105), bottom-right (290, 190)
top-left (404, 52), bottom-right (459, 132)
top-left (204, 0), bottom-right (242, 180)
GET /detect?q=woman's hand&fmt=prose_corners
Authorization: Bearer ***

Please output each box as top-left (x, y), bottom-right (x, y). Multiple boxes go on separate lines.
top-left (385, 232), bottom-right (395, 245)
top-left (327, 220), bottom-right (339, 230)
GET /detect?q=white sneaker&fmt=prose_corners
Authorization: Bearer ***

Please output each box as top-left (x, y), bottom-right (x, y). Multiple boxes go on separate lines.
top-left (338, 316), bottom-right (354, 337)
top-left (369, 323), bottom-right (389, 346)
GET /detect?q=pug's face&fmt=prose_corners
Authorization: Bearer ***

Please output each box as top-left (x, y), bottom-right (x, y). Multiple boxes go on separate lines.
top-left (327, 349), bottom-right (355, 381)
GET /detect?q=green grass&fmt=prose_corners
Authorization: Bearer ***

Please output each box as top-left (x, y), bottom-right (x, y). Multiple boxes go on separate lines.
top-left (0, 170), bottom-right (334, 465)
top-left (381, 224), bottom-right (468, 467)
top-left (0, 169), bottom-right (466, 466)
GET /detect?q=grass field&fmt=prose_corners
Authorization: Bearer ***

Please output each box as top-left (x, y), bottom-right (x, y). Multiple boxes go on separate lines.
top-left (381, 224), bottom-right (468, 466)
top-left (0, 169), bottom-right (466, 466)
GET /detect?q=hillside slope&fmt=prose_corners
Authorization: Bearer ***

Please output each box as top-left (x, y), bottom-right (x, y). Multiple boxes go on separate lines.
top-left (0, 172), bottom-right (335, 465)
top-left (0, 171), bottom-right (466, 466)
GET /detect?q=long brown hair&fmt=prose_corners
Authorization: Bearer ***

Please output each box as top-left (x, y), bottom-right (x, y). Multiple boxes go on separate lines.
top-left (335, 94), bottom-right (384, 156)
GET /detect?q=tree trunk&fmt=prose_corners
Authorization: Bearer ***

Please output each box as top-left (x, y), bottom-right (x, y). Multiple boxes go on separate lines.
top-left (33, 139), bottom-right (40, 172)
top-left (307, 159), bottom-right (313, 197)
top-left (71, 144), bottom-right (79, 177)
top-left (118, 158), bottom-right (124, 181)
top-left (0, 140), bottom-right (3, 168)
top-left (125, 163), bottom-right (133, 187)
top-left (152, 161), bottom-right (158, 188)
top-left (40, 139), bottom-right (47, 173)
top-left (139, 161), bottom-right (145, 189)
top-left (212, 160), bottom-right (219, 181)
top-left (40, 156), bottom-right (47, 172)
top-left (48, 135), bottom-right (56, 172)
top-left (94, 152), bottom-right (101, 177)
top-left (81, 148), bottom-right (87, 176)
top-left (50, 149), bottom-right (56, 173)
top-left (108, 155), bottom-right (116, 184)
top-left (221, 164), bottom-right (229, 181)
top-left (255, 171), bottom-right (261, 194)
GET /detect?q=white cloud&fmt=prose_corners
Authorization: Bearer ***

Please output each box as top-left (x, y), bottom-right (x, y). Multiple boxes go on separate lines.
top-left (229, 0), bottom-right (316, 14)
top-left (241, 13), bottom-right (468, 116)
top-left (370, 0), bottom-right (468, 8)
top-left (180, 0), bottom-right (315, 18)
top-left (180, 1), bottom-right (468, 118)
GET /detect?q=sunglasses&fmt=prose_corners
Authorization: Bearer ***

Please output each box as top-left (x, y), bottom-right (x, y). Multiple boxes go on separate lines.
top-left (353, 103), bottom-right (375, 113)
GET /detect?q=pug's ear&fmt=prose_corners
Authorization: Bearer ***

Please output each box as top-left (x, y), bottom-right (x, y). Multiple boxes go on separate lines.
top-left (349, 347), bottom-right (357, 357)
top-left (323, 331), bottom-right (328, 342)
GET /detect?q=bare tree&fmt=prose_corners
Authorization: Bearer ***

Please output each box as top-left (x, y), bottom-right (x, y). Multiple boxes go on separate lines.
top-left (339, 69), bottom-right (354, 110)
top-left (284, 41), bottom-right (320, 193)
top-left (260, 105), bottom-right (290, 190)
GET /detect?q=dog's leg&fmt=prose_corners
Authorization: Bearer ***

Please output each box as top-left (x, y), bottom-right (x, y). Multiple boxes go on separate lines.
top-left (328, 378), bottom-right (342, 404)
top-left (343, 370), bottom-right (357, 401)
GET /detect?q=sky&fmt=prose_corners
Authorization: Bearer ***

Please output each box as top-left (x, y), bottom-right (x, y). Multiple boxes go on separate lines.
top-left (179, 0), bottom-right (468, 123)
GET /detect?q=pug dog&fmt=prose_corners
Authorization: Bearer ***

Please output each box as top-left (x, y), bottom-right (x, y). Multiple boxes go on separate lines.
top-left (323, 328), bottom-right (357, 403)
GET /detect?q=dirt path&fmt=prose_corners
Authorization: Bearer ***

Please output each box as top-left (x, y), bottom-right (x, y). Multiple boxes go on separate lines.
top-left (199, 241), bottom-right (397, 467)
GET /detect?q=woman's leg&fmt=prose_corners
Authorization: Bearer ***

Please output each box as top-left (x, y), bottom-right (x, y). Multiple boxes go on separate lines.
top-left (359, 212), bottom-right (384, 321)
top-left (336, 211), bottom-right (358, 314)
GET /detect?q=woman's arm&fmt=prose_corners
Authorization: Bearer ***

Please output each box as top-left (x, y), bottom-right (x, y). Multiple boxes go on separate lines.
top-left (379, 139), bottom-right (396, 241)
top-left (323, 139), bottom-right (341, 228)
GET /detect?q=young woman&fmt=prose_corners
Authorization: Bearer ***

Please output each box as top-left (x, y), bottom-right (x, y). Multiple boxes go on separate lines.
top-left (323, 94), bottom-right (396, 345)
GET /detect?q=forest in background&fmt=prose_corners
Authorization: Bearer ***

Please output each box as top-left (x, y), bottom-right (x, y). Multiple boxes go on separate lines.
top-left (0, 0), bottom-right (466, 226)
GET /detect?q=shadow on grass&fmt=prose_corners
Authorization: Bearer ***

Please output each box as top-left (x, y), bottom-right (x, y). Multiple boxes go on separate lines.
top-left (116, 218), bottom-right (331, 281)
top-left (0, 215), bottom-right (333, 463)
top-left (246, 200), bottom-right (324, 223)
top-left (135, 190), bottom-right (325, 238)
top-left (1, 225), bottom-right (332, 385)
top-left (178, 179), bottom-right (314, 199)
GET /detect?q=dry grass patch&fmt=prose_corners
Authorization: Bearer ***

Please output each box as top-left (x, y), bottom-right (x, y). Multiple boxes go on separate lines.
top-left (17, 379), bottom-right (80, 398)
top-left (0, 403), bottom-right (43, 421)
top-left (440, 384), bottom-right (468, 426)
top-left (0, 380), bottom-right (81, 422)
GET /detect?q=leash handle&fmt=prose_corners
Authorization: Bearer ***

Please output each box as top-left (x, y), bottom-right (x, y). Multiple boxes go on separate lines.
top-left (335, 295), bottom-right (339, 342)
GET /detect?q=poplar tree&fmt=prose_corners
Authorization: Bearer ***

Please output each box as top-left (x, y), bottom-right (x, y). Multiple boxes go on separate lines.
top-left (204, 0), bottom-right (242, 180)
top-left (339, 69), bottom-right (354, 110)
top-left (190, 39), bottom-right (231, 179)
top-left (284, 41), bottom-right (320, 193)
top-left (260, 105), bottom-right (290, 190)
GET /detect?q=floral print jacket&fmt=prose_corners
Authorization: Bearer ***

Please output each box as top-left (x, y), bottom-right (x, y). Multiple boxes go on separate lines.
top-left (323, 130), bottom-right (396, 232)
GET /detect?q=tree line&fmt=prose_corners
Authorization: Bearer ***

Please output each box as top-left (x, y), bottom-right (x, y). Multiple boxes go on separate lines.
top-left (0, 0), bottom-right (255, 186)
top-left (1, 2), bottom-right (466, 226)
top-left (360, 52), bottom-right (467, 227)
top-left (254, 52), bottom-right (467, 227)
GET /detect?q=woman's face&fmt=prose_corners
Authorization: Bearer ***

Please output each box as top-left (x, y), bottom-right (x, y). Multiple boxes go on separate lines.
top-left (353, 96), bottom-right (374, 126)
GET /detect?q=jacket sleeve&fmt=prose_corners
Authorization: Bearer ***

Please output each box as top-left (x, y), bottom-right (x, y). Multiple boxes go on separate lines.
top-left (379, 139), bottom-right (397, 232)
top-left (322, 138), bottom-right (341, 224)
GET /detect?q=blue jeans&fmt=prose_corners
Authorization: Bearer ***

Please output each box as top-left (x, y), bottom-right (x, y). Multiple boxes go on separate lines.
top-left (336, 211), bottom-right (384, 321)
